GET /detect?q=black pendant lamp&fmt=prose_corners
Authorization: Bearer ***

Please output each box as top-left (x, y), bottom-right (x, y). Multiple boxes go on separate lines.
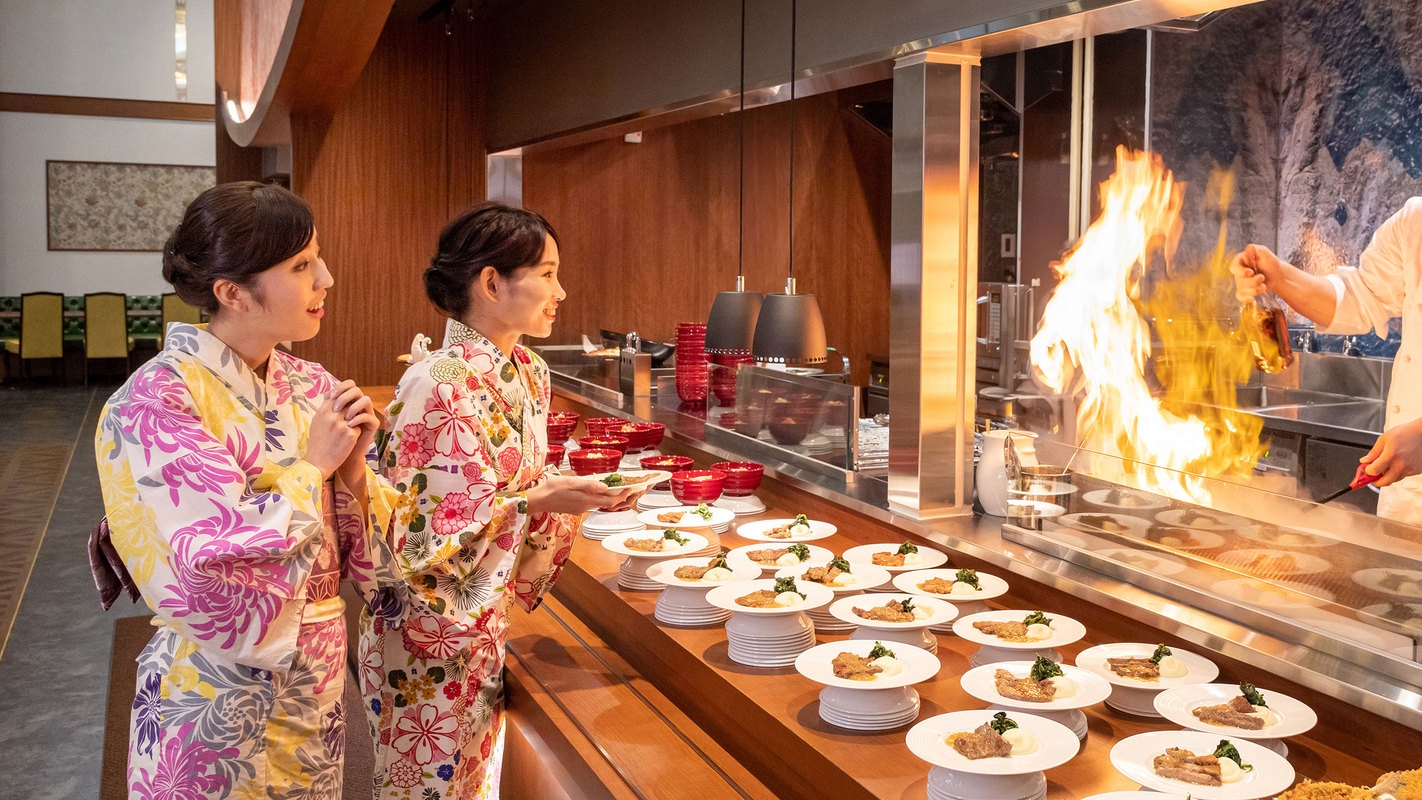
top-left (704, 0), bottom-right (764, 355)
top-left (751, 0), bottom-right (827, 366)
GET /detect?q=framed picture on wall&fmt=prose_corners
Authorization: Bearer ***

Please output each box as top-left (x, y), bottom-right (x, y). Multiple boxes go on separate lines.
top-left (45, 160), bottom-right (216, 251)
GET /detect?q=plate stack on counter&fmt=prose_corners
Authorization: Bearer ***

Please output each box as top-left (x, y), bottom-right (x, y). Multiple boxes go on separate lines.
top-left (601, 530), bottom-right (709, 591)
top-left (705, 579), bottom-right (834, 667)
top-left (795, 640), bottom-right (941, 731)
top-left (774, 560), bottom-right (893, 633)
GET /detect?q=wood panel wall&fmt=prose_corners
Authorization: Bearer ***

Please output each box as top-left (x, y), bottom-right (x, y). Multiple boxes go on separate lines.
top-left (284, 6), bottom-right (484, 386)
top-left (523, 85), bottom-right (891, 385)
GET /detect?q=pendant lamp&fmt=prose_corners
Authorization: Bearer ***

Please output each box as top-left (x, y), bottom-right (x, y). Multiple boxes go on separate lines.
top-left (704, 0), bottom-right (764, 355)
top-left (750, 0), bottom-right (827, 365)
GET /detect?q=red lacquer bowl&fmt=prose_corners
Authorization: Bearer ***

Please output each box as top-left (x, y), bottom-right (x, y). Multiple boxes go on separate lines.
top-left (546, 411), bottom-right (580, 444)
top-left (567, 447), bottom-right (622, 476)
top-left (577, 435), bottom-right (629, 456)
top-left (545, 444), bottom-right (566, 469)
top-left (640, 454), bottom-right (693, 490)
top-left (612, 421), bottom-right (666, 453)
top-left (709, 461), bottom-right (763, 496)
top-left (670, 469), bottom-right (726, 504)
top-left (584, 417), bottom-right (626, 438)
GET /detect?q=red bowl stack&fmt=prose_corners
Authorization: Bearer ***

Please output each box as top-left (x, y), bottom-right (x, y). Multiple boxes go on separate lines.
top-left (711, 353), bottom-right (753, 405)
top-left (577, 435), bottom-right (629, 456)
top-left (675, 322), bottom-right (709, 403)
top-left (612, 421), bottom-right (666, 453)
top-left (567, 447), bottom-right (622, 475)
top-left (584, 417), bottom-right (625, 438)
top-left (545, 444), bottom-right (566, 469)
top-left (710, 461), bottom-right (763, 496)
top-left (546, 411), bottom-right (580, 444)
top-left (670, 469), bottom-right (726, 504)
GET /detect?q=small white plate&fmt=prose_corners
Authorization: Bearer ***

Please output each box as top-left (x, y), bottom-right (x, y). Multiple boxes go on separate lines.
top-left (725, 542), bottom-right (834, 572)
top-left (1236, 524), bottom-right (1337, 549)
top-left (645, 557), bottom-right (761, 589)
top-left (704, 578), bottom-right (835, 615)
top-left (1057, 513), bottom-right (1151, 536)
top-left (587, 469), bottom-right (673, 493)
top-left (841, 543), bottom-right (950, 572)
top-left (1214, 578), bottom-right (1334, 609)
top-left (1081, 489), bottom-right (1170, 511)
top-left (952, 610), bottom-right (1087, 650)
top-left (1091, 548), bottom-right (1189, 577)
top-left (827, 593), bottom-right (957, 629)
top-left (1153, 508), bottom-right (1249, 531)
top-left (1074, 643), bottom-right (1219, 689)
top-left (959, 661), bottom-right (1113, 712)
top-left (1352, 567), bottom-right (1422, 599)
top-left (1357, 601), bottom-right (1422, 634)
top-left (905, 710), bottom-right (1080, 774)
top-left (1141, 526), bottom-right (1226, 550)
top-left (892, 569), bottom-right (1010, 602)
top-left (735, 517), bottom-right (837, 542)
top-left (1213, 548), bottom-right (1331, 577)
top-left (794, 640), bottom-right (941, 689)
top-left (1153, 683), bottom-right (1317, 739)
top-left (637, 505), bottom-right (735, 530)
top-left (1109, 730), bottom-right (1295, 799)
top-left (581, 509), bottom-right (646, 533)
top-left (774, 560), bottom-right (892, 593)
top-left (600, 530), bottom-right (708, 559)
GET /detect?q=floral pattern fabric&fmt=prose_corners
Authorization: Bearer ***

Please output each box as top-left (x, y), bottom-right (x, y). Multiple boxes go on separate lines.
top-left (361, 319), bottom-right (576, 800)
top-left (95, 322), bottom-right (400, 799)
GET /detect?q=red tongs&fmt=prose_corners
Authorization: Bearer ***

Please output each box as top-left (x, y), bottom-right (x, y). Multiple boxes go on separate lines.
top-left (1315, 462), bottom-right (1381, 505)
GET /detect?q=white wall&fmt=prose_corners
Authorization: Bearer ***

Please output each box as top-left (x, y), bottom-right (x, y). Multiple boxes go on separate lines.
top-left (0, 0), bottom-right (215, 296)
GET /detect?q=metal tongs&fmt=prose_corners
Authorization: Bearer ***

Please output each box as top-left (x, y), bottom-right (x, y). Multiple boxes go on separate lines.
top-left (1314, 462), bottom-right (1381, 506)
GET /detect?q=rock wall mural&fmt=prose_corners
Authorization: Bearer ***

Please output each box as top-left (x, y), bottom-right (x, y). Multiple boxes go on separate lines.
top-left (1150, 0), bottom-right (1422, 351)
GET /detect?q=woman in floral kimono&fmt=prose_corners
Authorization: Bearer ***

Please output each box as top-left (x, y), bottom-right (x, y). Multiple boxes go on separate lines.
top-left (95, 182), bottom-right (398, 799)
top-left (362, 202), bottom-right (642, 799)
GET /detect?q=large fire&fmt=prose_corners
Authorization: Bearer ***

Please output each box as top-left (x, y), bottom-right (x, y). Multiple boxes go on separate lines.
top-left (1029, 147), bottom-right (1266, 501)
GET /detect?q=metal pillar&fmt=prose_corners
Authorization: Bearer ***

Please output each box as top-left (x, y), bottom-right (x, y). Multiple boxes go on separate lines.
top-left (888, 52), bottom-right (980, 519)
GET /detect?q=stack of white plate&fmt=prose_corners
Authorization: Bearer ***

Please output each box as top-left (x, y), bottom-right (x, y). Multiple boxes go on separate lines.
top-left (775, 562), bottom-right (894, 634)
top-left (637, 489), bottom-right (680, 510)
top-left (893, 570), bottom-right (1011, 634)
top-left (794, 641), bottom-right (941, 731)
top-left (726, 620), bottom-right (818, 667)
top-left (600, 532), bottom-right (710, 592)
top-left (714, 494), bottom-right (767, 515)
top-left (646, 559), bottom-right (761, 628)
top-left (841, 544), bottom-right (949, 593)
top-left (820, 689), bottom-right (921, 730)
top-left (580, 510), bottom-right (644, 541)
top-left (705, 580), bottom-right (835, 668)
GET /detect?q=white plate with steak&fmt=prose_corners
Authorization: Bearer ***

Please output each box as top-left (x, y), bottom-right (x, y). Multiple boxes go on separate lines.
top-left (1109, 730), bottom-right (1294, 799)
top-left (794, 640), bottom-right (940, 690)
top-left (1153, 683), bottom-right (1317, 739)
top-left (906, 710), bottom-right (1079, 775)
top-left (952, 609), bottom-right (1087, 650)
top-left (1074, 643), bottom-right (1218, 689)
top-left (959, 660), bottom-right (1112, 712)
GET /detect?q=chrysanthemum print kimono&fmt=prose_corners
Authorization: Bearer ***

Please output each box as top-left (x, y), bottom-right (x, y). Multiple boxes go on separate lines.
top-left (361, 320), bottom-right (577, 799)
top-left (94, 323), bottom-right (399, 800)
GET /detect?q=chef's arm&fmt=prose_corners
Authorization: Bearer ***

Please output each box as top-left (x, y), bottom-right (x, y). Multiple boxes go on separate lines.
top-left (1230, 244), bottom-right (1338, 328)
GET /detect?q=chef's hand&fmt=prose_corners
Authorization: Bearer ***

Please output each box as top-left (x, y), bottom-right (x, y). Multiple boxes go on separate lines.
top-left (527, 474), bottom-right (633, 515)
top-left (1361, 416), bottom-right (1422, 487)
top-left (1229, 244), bottom-right (1287, 304)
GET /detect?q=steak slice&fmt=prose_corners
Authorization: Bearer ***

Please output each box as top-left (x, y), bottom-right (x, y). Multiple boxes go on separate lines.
top-left (1107, 656), bottom-right (1160, 681)
top-left (802, 565), bottom-right (843, 585)
top-left (831, 652), bottom-right (882, 680)
top-left (950, 723), bottom-right (1013, 759)
top-left (872, 551), bottom-right (906, 566)
top-left (918, 577), bottom-right (955, 593)
top-left (1192, 699), bottom-right (1265, 730)
top-left (973, 620), bottom-right (1029, 641)
top-left (673, 564), bottom-right (712, 580)
top-left (746, 548), bottom-right (789, 564)
top-left (1152, 747), bottom-right (1222, 786)
top-left (994, 669), bottom-right (1057, 703)
top-left (853, 599), bottom-right (915, 622)
top-left (624, 537), bottom-right (665, 552)
top-left (735, 589), bottom-right (779, 608)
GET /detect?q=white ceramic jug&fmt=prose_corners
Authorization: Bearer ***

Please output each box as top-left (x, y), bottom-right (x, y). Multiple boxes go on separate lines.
top-left (976, 429), bottom-right (1039, 515)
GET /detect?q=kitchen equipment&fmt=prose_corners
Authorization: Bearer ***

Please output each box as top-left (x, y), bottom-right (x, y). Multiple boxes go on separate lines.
top-left (1313, 462), bottom-right (1380, 506)
top-left (976, 282), bottom-right (1036, 391)
top-left (1239, 293), bottom-right (1294, 374)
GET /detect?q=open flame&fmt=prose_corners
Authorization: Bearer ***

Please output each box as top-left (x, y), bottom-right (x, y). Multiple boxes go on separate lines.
top-left (1030, 147), bottom-right (1265, 501)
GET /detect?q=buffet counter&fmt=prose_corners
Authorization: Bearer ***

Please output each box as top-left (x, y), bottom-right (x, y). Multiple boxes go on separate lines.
top-left (522, 390), bottom-right (1418, 798)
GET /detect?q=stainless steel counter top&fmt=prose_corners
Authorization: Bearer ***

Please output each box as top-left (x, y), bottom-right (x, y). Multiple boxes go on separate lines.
top-left (550, 368), bottom-right (1422, 733)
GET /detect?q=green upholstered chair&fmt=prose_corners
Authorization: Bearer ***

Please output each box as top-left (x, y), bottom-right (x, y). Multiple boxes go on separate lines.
top-left (83, 292), bottom-right (134, 383)
top-left (2, 292), bottom-right (65, 382)
top-left (159, 292), bottom-right (203, 346)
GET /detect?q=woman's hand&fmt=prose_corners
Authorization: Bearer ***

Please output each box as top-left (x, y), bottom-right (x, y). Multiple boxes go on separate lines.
top-left (333, 384), bottom-right (380, 489)
top-left (1361, 416), bottom-right (1422, 487)
top-left (305, 380), bottom-right (376, 482)
top-left (526, 474), bottom-right (641, 516)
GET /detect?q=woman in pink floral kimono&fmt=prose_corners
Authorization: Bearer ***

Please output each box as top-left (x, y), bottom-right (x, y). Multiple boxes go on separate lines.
top-left (362, 203), bottom-right (642, 798)
top-left (95, 182), bottom-right (399, 799)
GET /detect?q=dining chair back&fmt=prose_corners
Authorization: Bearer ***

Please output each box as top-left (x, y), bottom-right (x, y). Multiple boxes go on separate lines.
top-left (84, 292), bottom-right (133, 382)
top-left (2, 291), bottom-right (65, 382)
top-left (160, 292), bottom-right (202, 345)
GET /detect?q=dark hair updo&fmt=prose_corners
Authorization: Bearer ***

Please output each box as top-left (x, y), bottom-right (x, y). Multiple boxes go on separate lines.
top-left (424, 201), bottom-right (559, 318)
top-left (162, 181), bottom-right (315, 314)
